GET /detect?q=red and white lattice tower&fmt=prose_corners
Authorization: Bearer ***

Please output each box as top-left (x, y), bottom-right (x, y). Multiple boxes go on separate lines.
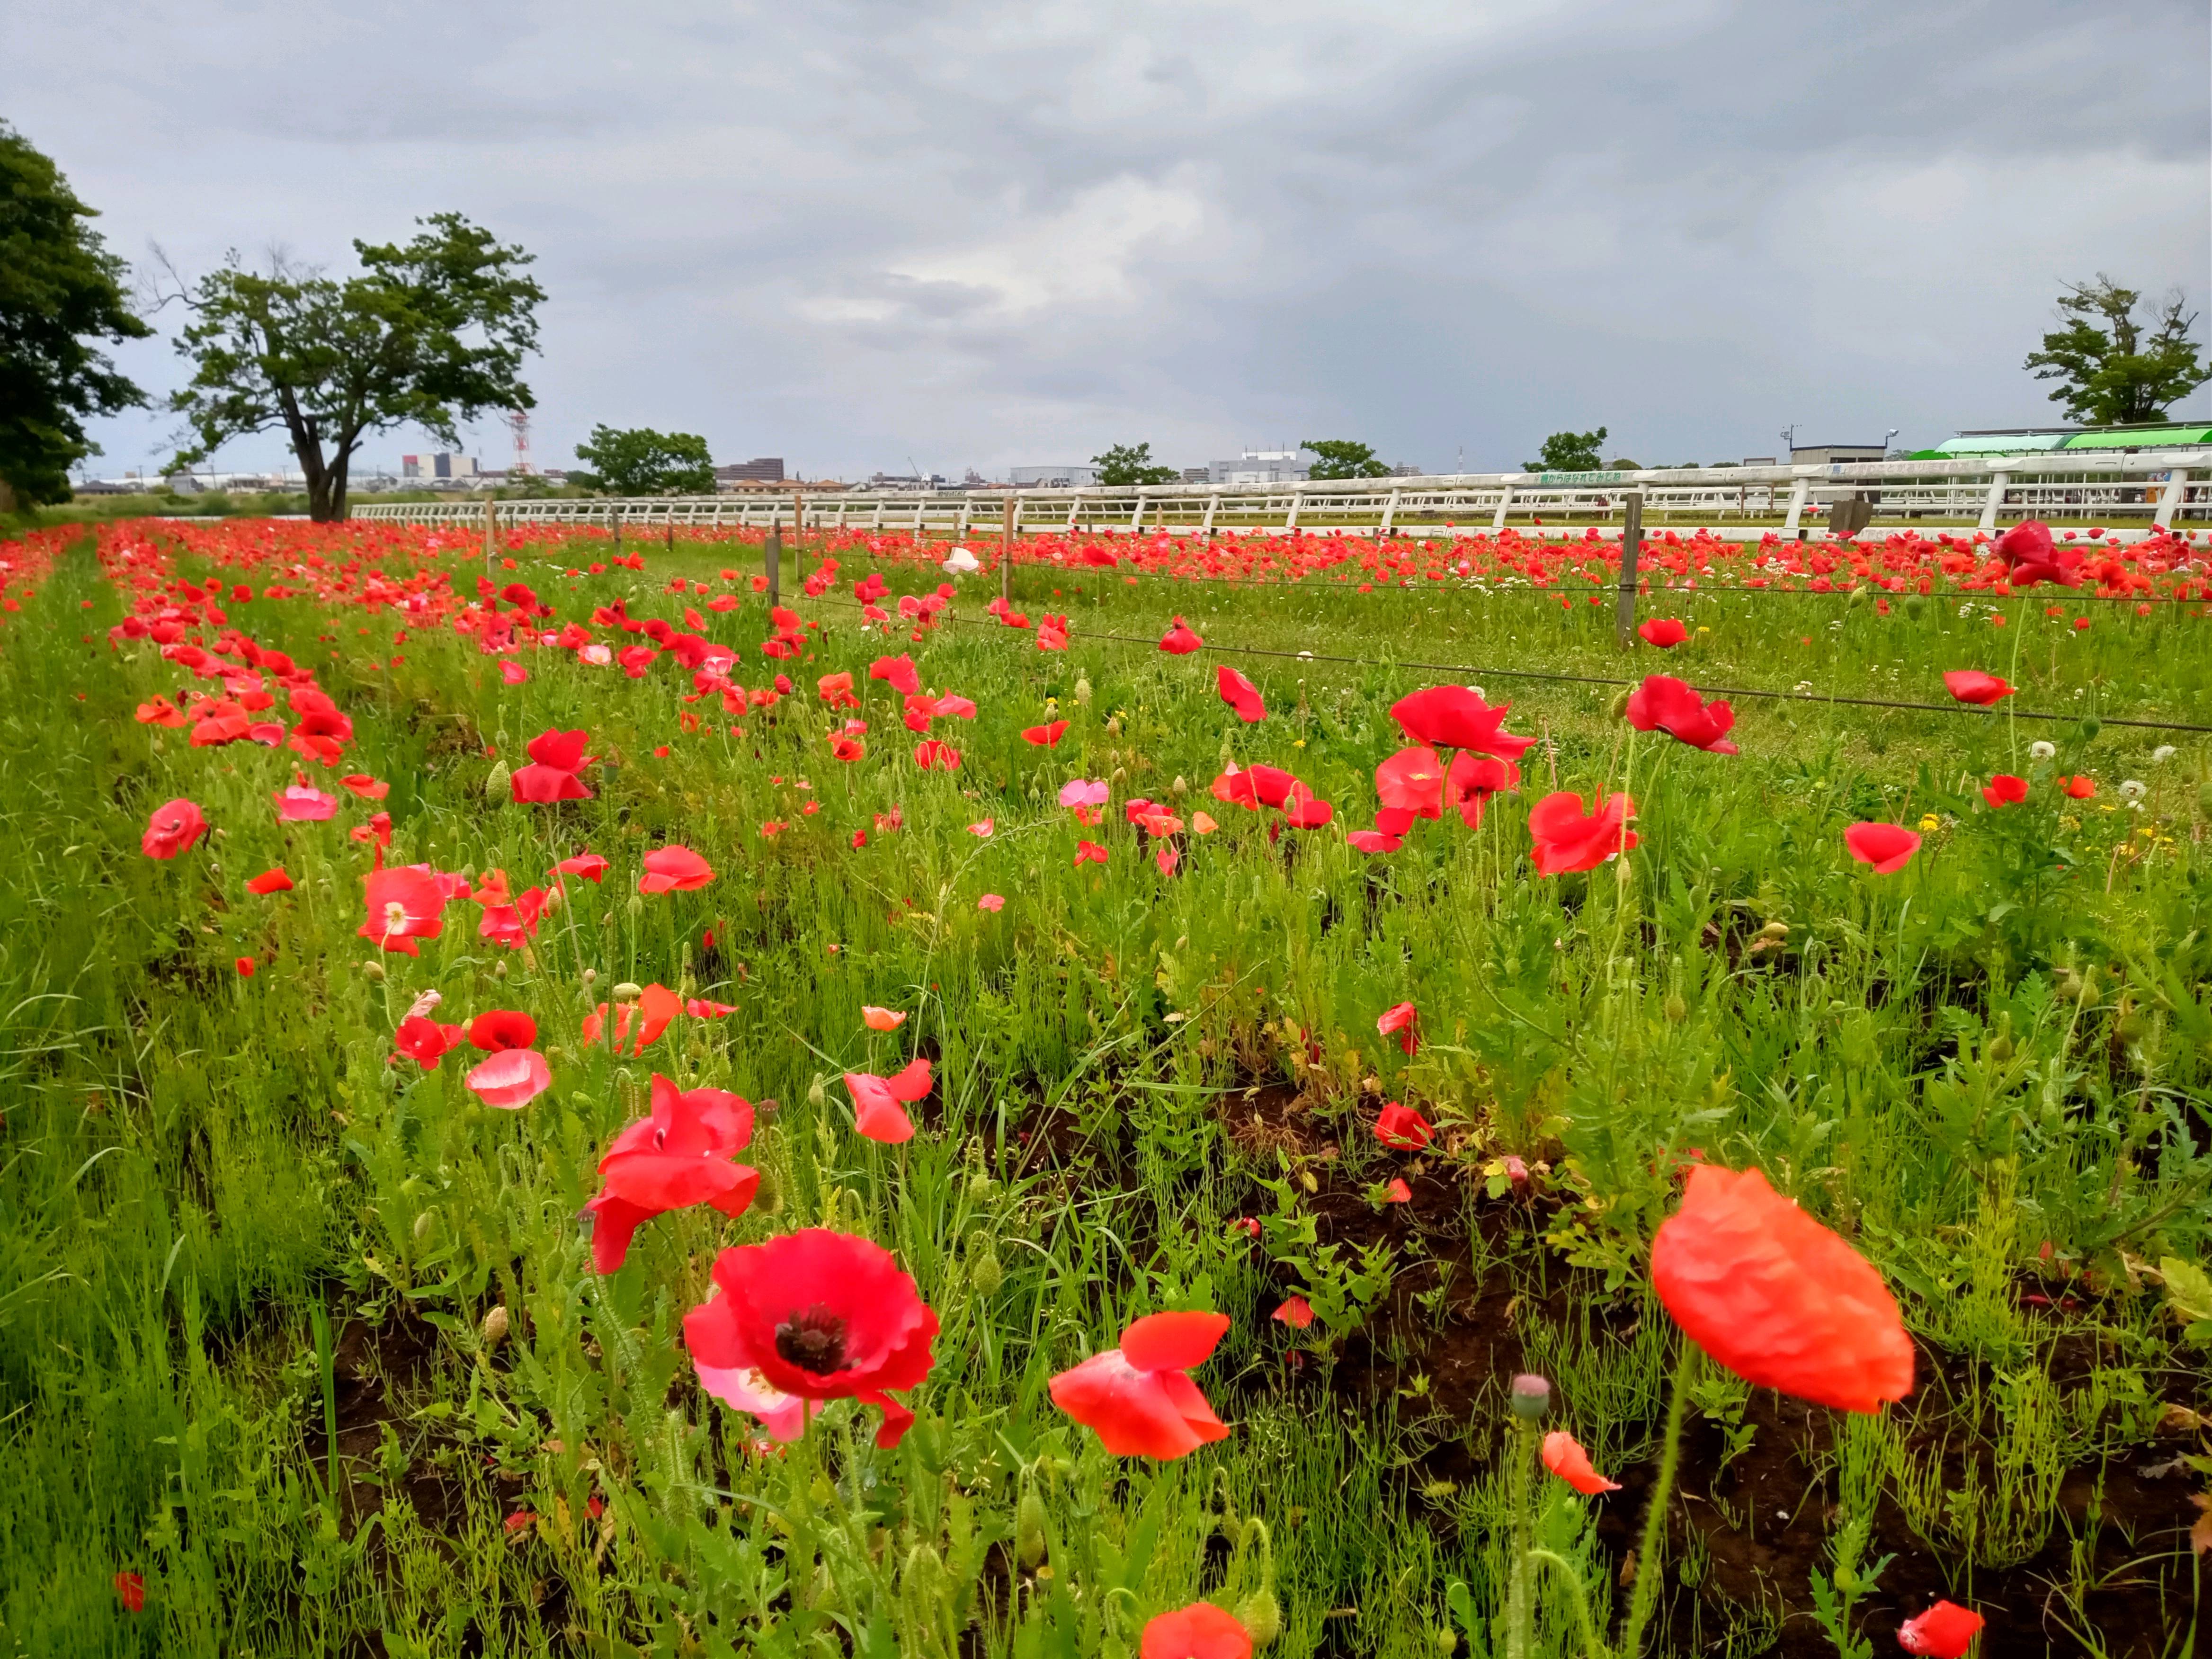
top-left (506, 409), bottom-right (534, 475)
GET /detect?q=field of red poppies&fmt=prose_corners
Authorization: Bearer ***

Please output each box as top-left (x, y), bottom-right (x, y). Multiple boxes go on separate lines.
top-left (2, 514), bottom-right (2208, 1658)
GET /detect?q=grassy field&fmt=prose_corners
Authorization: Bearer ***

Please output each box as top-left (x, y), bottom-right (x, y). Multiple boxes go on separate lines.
top-left (0, 516), bottom-right (2206, 1658)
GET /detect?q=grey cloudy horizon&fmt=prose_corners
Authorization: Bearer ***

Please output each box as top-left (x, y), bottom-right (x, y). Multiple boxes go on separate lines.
top-left (8, 0), bottom-right (2210, 485)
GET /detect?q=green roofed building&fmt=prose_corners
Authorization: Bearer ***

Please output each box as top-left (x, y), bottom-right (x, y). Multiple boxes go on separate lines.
top-left (1914, 423), bottom-right (2212, 460)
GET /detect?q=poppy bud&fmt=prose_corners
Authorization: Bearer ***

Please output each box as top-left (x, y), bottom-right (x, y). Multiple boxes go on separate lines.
top-left (1986, 1033), bottom-right (2012, 1062)
top-left (413, 1211), bottom-right (435, 1242)
top-left (542, 885), bottom-right (564, 914)
top-left (361, 960), bottom-right (386, 982)
top-left (1237, 1588), bottom-right (1283, 1648)
top-left (2078, 717), bottom-right (2101, 743)
top-left (1435, 1632), bottom-right (1460, 1655)
top-left (1111, 767), bottom-right (1126, 786)
top-left (1609, 689), bottom-right (1631, 719)
top-left (807, 1072), bottom-right (828, 1108)
top-left (970, 1238), bottom-right (1004, 1297)
top-left (625, 893), bottom-right (643, 921)
top-left (381, 1067), bottom-right (401, 1091)
top-left (493, 960), bottom-right (507, 980)
top-left (1664, 993), bottom-right (1687, 1023)
top-left (613, 981), bottom-right (642, 1003)
top-left (1903, 595), bottom-right (1926, 619)
top-left (1756, 920), bottom-right (1789, 942)
top-left (1074, 676), bottom-right (1092, 705)
top-left (1509, 1372), bottom-right (1551, 1420)
top-left (1106, 716), bottom-right (1121, 735)
top-left (1015, 1485), bottom-right (1048, 1569)
top-left (582, 968), bottom-right (597, 986)
top-left (480, 1305), bottom-right (509, 1351)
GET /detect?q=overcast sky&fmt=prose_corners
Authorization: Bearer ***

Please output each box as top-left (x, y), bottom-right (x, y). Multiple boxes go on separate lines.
top-left (9, 0), bottom-right (2209, 483)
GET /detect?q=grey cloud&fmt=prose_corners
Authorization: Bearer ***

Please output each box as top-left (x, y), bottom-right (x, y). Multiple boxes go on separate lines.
top-left (6, 0), bottom-right (2205, 482)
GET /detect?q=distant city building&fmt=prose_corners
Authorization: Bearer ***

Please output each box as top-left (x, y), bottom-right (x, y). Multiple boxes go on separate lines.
top-left (716, 457), bottom-right (785, 484)
top-left (1789, 443), bottom-right (1888, 467)
top-left (1180, 467), bottom-right (1211, 483)
top-left (1008, 464), bottom-right (1102, 487)
top-left (865, 471), bottom-right (947, 489)
top-left (1913, 423), bottom-right (2212, 459)
top-left (401, 453), bottom-right (477, 481)
top-left (1387, 463), bottom-right (1422, 477)
top-left (1208, 447), bottom-right (1316, 485)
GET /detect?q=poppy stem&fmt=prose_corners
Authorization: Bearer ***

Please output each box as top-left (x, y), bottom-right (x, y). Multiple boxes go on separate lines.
top-left (1506, 1419), bottom-right (1535, 1659)
top-left (1523, 1548), bottom-right (1610, 1659)
top-left (1618, 1339), bottom-right (1696, 1657)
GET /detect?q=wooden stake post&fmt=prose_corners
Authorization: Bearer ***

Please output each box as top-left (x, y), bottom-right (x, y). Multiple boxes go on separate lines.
top-left (483, 494), bottom-right (497, 570)
top-left (1002, 494), bottom-right (1016, 604)
top-left (1614, 492), bottom-right (1643, 650)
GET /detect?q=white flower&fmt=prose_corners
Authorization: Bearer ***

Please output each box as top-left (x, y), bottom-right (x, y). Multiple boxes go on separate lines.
top-left (941, 545), bottom-right (981, 575)
top-left (2152, 744), bottom-right (2178, 763)
top-left (2030, 740), bottom-right (2056, 761)
top-left (2120, 780), bottom-right (2147, 801)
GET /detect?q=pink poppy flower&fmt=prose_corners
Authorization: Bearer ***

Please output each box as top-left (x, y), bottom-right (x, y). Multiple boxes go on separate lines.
top-left (978, 893), bottom-right (1005, 912)
top-left (465, 1046), bottom-right (552, 1108)
top-left (1541, 1431), bottom-right (1620, 1494)
top-left (845, 1056), bottom-right (933, 1142)
top-left (1049, 1311), bottom-right (1231, 1458)
top-left (1843, 823), bottom-right (1920, 874)
top-left (639, 846), bottom-right (715, 893)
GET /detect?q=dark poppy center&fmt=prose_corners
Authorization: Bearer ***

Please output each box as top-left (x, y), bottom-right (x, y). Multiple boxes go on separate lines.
top-left (774, 1304), bottom-right (848, 1374)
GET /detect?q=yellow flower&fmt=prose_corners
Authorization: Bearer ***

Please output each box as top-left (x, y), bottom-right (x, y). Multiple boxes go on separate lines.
top-left (1918, 813), bottom-right (1941, 832)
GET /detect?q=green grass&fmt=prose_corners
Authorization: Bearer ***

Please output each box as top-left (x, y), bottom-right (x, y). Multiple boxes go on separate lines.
top-left (0, 521), bottom-right (2204, 1656)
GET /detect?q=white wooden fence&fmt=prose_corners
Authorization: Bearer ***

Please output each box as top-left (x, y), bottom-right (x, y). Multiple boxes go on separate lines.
top-left (351, 450), bottom-right (2210, 539)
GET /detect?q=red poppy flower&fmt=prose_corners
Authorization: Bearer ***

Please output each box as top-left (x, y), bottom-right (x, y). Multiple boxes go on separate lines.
top-left (868, 654), bottom-right (921, 696)
top-left (359, 866), bottom-right (448, 954)
top-left (683, 1228), bottom-right (938, 1448)
top-left (272, 783), bottom-right (339, 821)
top-left (512, 728), bottom-right (594, 802)
top-left (583, 1074), bottom-right (759, 1273)
top-left (1896, 1601), bottom-right (1985, 1657)
top-left (914, 739), bottom-right (961, 770)
top-left (639, 846), bottom-right (715, 893)
top-left (1445, 752), bottom-right (1518, 827)
top-left (1991, 519), bottom-right (2082, 589)
top-left (1281, 780), bottom-right (1332, 829)
top-left (499, 660), bottom-right (530, 685)
top-left (829, 735), bottom-right (866, 762)
top-left (553, 852), bottom-right (608, 883)
top-left (465, 1046), bottom-right (552, 1109)
top-left (141, 798), bottom-right (208, 860)
top-left (1637, 617), bottom-right (1688, 648)
top-left (1981, 773), bottom-right (2028, 808)
top-left (395, 1015), bottom-right (464, 1068)
top-left (686, 996), bottom-right (736, 1018)
top-left (1650, 1164), bottom-right (1913, 1413)
top-left (1211, 763), bottom-right (1295, 811)
top-left (469, 1009), bottom-right (537, 1051)
top-left (1389, 686), bottom-right (1535, 759)
top-left (1526, 791), bottom-right (1637, 876)
top-left (1272, 1296), bottom-right (1313, 1329)
top-left (1942, 670), bottom-right (2013, 706)
top-left (1374, 1100), bottom-right (1432, 1149)
top-left (1624, 676), bottom-right (1738, 755)
top-left (1049, 1310), bottom-right (1231, 1459)
top-left (1843, 823), bottom-right (1921, 874)
top-left (1376, 1000), bottom-right (1418, 1055)
top-left (1140, 1603), bottom-right (1251, 1659)
top-left (845, 1056), bottom-right (933, 1142)
top-left (234, 955), bottom-right (256, 977)
top-left (583, 983), bottom-right (684, 1055)
top-left (2056, 774), bottom-right (2095, 799)
top-left (1384, 1178), bottom-right (1412, 1203)
top-left (245, 867), bottom-right (293, 895)
top-left (339, 774), bottom-right (390, 800)
top-left (1074, 839), bottom-right (1109, 866)
top-left (1347, 826), bottom-right (1404, 855)
top-left (1023, 720), bottom-right (1070, 747)
top-left (114, 1572), bottom-right (145, 1613)
top-left (1159, 617), bottom-right (1204, 654)
top-left (1542, 1431), bottom-right (1620, 1494)
top-left (1216, 665), bottom-right (1266, 722)
top-left (1375, 747), bottom-right (1445, 820)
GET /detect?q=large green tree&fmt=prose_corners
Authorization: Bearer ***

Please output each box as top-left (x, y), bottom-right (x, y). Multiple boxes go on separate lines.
top-left (0, 124), bottom-right (150, 509)
top-left (2024, 276), bottom-right (2210, 427)
top-left (1523, 426), bottom-right (1608, 473)
top-left (1301, 438), bottom-right (1391, 480)
top-left (168, 213), bottom-right (543, 521)
top-left (569, 425), bottom-right (715, 495)
top-left (1090, 441), bottom-right (1179, 486)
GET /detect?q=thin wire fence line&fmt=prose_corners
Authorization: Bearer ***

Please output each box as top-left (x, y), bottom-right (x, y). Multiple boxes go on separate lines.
top-left (792, 593), bottom-right (2212, 736)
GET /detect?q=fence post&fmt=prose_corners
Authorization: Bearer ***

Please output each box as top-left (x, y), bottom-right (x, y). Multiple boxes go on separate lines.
top-left (1615, 491), bottom-right (1644, 650)
top-left (2156, 468), bottom-right (2188, 530)
top-left (612, 503), bottom-right (623, 554)
top-left (1782, 476), bottom-right (1811, 532)
top-left (1002, 495), bottom-right (1016, 604)
top-left (483, 492), bottom-right (497, 570)
top-left (1492, 481), bottom-right (1515, 531)
top-left (1977, 465), bottom-right (2010, 533)
top-left (765, 522), bottom-right (781, 607)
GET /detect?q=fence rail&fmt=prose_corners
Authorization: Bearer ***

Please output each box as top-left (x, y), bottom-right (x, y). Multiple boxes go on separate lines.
top-left (351, 450), bottom-right (2212, 539)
